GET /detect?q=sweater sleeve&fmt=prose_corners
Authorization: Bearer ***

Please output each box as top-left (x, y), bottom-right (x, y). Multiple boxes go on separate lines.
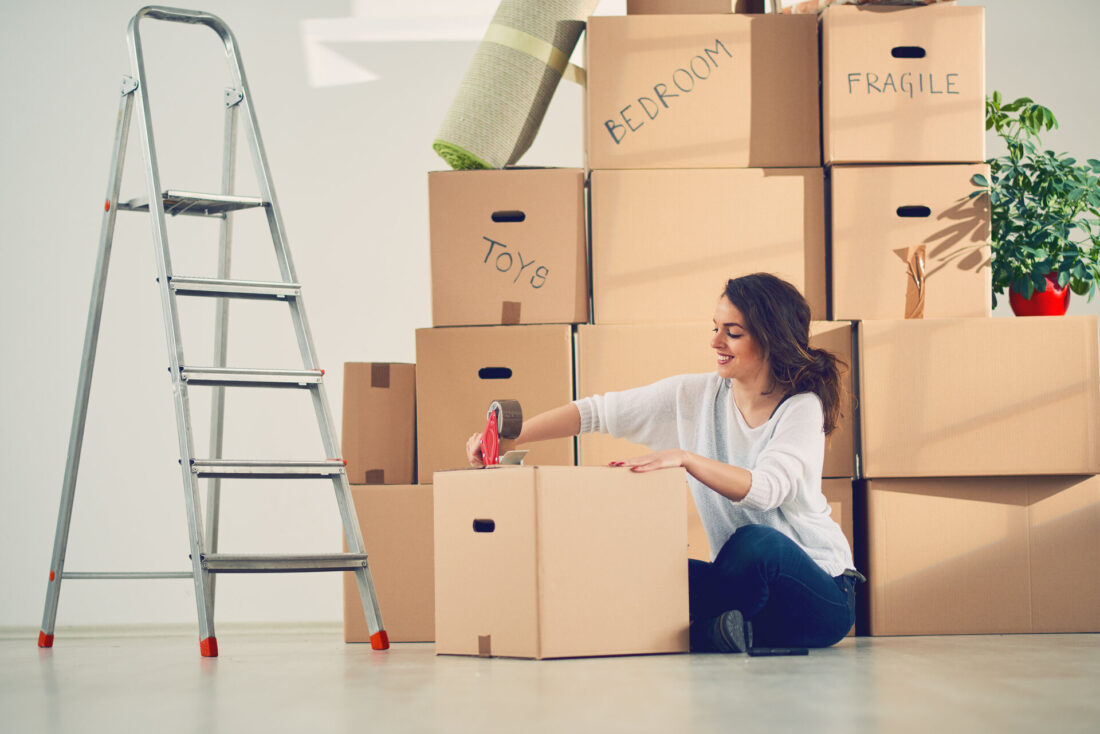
top-left (574, 374), bottom-right (705, 451)
top-left (741, 394), bottom-right (826, 512)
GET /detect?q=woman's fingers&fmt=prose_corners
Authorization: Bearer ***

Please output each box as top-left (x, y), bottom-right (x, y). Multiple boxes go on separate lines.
top-left (611, 450), bottom-right (684, 472)
top-left (466, 432), bottom-right (484, 467)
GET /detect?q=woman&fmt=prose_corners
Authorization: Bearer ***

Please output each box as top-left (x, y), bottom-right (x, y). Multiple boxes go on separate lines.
top-left (466, 273), bottom-right (861, 653)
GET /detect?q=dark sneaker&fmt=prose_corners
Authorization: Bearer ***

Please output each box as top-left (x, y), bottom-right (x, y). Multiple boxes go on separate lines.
top-left (691, 610), bottom-right (753, 654)
top-left (714, 609), bottom-right (752, 654)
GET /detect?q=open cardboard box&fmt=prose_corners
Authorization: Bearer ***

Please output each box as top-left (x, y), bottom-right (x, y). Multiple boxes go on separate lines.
top-left (433, 465), bottom-right (690, 659)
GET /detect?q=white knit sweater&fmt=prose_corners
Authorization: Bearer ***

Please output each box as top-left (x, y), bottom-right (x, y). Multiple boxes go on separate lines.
top-left (574, 373), bottom-right (854, 577)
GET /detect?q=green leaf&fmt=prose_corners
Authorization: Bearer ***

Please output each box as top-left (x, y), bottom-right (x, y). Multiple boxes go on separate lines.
top-left (971, 173), bottom-right (989, 187)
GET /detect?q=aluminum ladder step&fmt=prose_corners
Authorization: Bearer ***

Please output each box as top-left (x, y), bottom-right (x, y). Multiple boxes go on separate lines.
top-left (201, 553), bottom-right (368, 573)
top-left (118, 190), bottom-right (266, 217)
top-left (180, 367), bottom-right (323, 388)
top-left (167, 276), bottom-right (300, 300)
top-left (189, 459), bottom-right (345, 479)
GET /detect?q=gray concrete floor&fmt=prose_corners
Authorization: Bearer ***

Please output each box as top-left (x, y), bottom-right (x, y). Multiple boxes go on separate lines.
top-left (1, 629), bottom-right (1098, 734)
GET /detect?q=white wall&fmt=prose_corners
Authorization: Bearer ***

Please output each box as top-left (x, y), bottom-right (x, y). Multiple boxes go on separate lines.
top-left (1, 0), bottom-right (1097, 630)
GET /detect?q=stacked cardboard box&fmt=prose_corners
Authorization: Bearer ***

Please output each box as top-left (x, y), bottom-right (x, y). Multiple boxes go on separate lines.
top-left (355, 3), bottom-right (1100, 649)
top-left (583, 9), bottom-right (856, 562)
top-left (340, 363), bottom-right (431, 642)
top-left (817, 4), bottom-right (1100, 635)
top-left (424, 168), bottom-right (698, 657)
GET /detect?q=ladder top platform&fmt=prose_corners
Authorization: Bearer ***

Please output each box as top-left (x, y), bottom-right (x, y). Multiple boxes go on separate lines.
top-left (118, 190), bottom-right (266, 217)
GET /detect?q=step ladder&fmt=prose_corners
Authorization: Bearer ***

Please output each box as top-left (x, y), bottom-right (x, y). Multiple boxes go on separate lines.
top-left (38, 5), bottom-right (388, 658)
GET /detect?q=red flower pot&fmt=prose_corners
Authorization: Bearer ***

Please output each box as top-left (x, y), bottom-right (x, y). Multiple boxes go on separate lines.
top-left (1009, 273), bottom-right (1071, 316)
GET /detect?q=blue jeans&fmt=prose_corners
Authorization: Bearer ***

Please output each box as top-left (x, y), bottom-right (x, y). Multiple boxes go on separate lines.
top-left (689, 524), bottom-right (855, 648)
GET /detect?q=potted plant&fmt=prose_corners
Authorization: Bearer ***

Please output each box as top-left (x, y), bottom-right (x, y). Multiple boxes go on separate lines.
top-left (975, 92), bottom-right (1100, 315)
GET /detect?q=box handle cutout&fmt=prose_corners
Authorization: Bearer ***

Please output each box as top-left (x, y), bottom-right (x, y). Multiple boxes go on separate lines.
top-left (896, 205), bottom-right (932, 218)
top-left (491, 210), bottom-right (526, 223)
top-left (473, 519), bottom-right (496, 533)
top-left (478, 367), bottom-right (513, 380)
top-left (891, 46), bottom-right (926, 59)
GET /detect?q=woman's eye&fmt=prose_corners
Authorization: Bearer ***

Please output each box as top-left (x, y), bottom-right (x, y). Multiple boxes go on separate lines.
top-left (727, 331), bottom-right (741, 339)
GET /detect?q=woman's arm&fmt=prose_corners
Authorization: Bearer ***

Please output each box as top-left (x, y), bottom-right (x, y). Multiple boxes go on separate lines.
top-left (617, 450), bottom-right (752, 502)
top-left (516, 403), bottom-right (581, 445)
top-left (465, 403), bottom-right (581, 467)
top-left (619, 394), bottom-right (826, 507)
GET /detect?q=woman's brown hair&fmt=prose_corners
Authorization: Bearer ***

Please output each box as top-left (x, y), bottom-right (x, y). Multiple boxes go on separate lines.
top-left (723, 273), bottom-right (846, 435)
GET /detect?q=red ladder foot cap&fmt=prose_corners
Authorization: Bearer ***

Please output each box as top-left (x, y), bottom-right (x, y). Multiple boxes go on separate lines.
top-left (370, 630), bottom-right (389, 650)
top-left (200, 636), bottom-right (219, 657)
top-left (38, 631), bottom-right (54, 648)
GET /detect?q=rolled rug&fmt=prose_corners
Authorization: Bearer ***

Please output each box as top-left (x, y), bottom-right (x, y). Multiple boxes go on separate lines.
top-left (434, 0), bottom-right (597, 170)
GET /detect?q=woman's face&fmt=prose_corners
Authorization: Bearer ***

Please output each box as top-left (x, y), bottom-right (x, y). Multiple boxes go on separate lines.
top-left (711, 295), bottom-right (767, 382)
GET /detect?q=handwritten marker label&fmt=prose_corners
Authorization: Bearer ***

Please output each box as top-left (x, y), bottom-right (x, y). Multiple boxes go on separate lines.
top-left (845, 71), bottom-right (960, 98)
top-left (481, 237), bottom-right (549, 289)
top-left (603, 39), bottom-right (732, 145)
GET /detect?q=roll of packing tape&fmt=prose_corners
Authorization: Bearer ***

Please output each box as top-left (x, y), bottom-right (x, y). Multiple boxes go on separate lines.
top-left (433, 0), bottom-right (597, 170)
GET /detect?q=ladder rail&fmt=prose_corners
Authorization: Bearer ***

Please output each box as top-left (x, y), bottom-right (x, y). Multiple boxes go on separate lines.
top-left (127, 7), bottom-right (214, 646)
top-left (39, 80), bottom-right (137, 646)
top-left (204, 82), bottom-right (242, 620)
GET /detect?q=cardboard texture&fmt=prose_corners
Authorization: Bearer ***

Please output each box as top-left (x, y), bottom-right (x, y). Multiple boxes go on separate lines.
top-left (415, 325), bottom-right (575, 482)
top-left (858, 317), bottom-right (1100, 478)
top-left (590, 168), bottom-right (826, 323)
top-left (433, 466), bottom-right (690, 658)
top-left (830, 164), bottom-right (992, 320)
top-left (822, 4), bottom-right (985, 164)
top-left (861, 475), bottom-right (1100, 635)
top-left (343, 485), bottom-right (435, 643)
top-left (627, 0), bottom-right (764, 12)
top-left (575, 321), bottom-right (854, 478)
top-left (428, 169), bottom-right (588, 327)
top-left (585, 14), bottom-right (819, 169)
top-left (821, 479), bottom-right (855, 564)
top-left (341, 363), bottom-right (416, 485)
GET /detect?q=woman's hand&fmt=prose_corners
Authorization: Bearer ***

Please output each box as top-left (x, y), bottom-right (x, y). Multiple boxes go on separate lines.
top-left (611, 449), bottom-right (689, 473)
top-left (466, 432), bottom-right (484, 468)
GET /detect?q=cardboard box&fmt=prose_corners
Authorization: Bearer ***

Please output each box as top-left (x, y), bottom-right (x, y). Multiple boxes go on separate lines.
top-left (822, 4), bottom-right (985, 164)
top-left (686, 487), bottom-right (710, 561)
top-left (627, 0), bottom-right (764, 12)
top-left (415, 325), bottom-right (575, 482)
top-left (861, 475), bottom-right (1100, 635)
top-left (343, 485), bottom-right (434, 643)
top-left (434, 466), bottom-right (690, 658)
top-left (585, 14), bottom-right (819, 170)
top-left (858, 317), bottom-right (1100, 478)
top-left (590, 168), bottom-right (826, 323)
top-left (341, 363), bottom-right (416, 485)
top-left (575, 321), bottom-right (854, 477)
top-left (822, 478), bottom-right (854, 558)
top-left (428, 169), bottom-right (588, 327)
top-left (831, 164), bottom-right (992, 320)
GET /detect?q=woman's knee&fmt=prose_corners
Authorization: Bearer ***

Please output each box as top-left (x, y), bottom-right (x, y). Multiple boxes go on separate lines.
top-left (714, 524), bottom-right (785, 563)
